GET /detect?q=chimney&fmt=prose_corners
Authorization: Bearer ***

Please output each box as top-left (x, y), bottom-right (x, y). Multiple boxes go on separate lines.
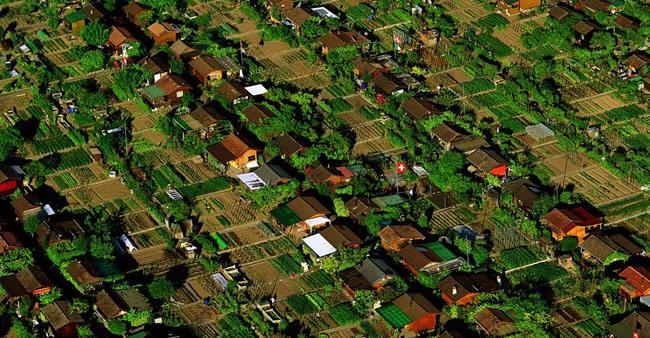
top-left (452, 286), bottom-right (457, 295)
top-left (496, 275), bottom-right (502, 286)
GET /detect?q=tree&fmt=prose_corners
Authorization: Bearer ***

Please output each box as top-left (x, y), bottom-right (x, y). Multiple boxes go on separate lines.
top-left (165, 200), bottom-right (191, 222)
top-left (38, 287), bottom-right (62, 304)
top-left (604, 251), bottom-right (629, 266)
top-left (107, 319), bottom-right (127, 335)
top-left (353, 290), bottom-right (376, 314)
top-left (112, 65), bottom-right (151, 101)
top-left (333, 198), bottom-right (349, 217)
top-left (0, 128), bottom-right (21, 161)
top-left (80, 22), bottom-right (109, 46)
top-left (0, 247), bottom-right (34, 275)
top-left (148, 278), bottom-right (175, 300)
top-left (90, 237), bottom-right (114, 259)
top-left (80, 50), bottom-right (105, 72)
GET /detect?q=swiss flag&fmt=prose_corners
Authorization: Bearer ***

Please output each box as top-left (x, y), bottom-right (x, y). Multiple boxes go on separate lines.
top-left (396, 162), bottom-right (407, 174)
top-left (633, 331), bottom-right (640, 338)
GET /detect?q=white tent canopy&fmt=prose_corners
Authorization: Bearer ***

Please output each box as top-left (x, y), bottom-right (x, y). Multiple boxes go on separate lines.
top-left (245, 84), bottom-right (268, 96)
top-left (304, 216), bottom-right (330, 228)
top-left (237, 173), bottom-right (266, 190)
top-left (303, 233), bottom-right (336, 258)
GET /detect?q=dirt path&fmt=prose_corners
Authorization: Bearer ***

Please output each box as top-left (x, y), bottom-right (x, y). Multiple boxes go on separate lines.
top-left (505, 257), bottom-right (553, 274)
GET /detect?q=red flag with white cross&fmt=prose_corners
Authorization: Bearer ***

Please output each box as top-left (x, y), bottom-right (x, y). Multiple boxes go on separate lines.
top-left (396, 162), bottom-right (407, 174)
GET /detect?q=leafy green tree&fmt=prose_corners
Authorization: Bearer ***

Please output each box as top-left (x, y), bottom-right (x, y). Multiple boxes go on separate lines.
top-left (165, 200), bottom-right (191, 222)
top-left (80, 50), bottom-right (105, 72)
top-left (107, 319), bottom-right (127, 335)
top-left (90, 237), bottom-right (114, 259)
top-left (127, 40), bottom-right (144, 58)
top-left (80, 22), bottom-right (110, 46)
top-left (604, 251), bottom-right (629, 266)
top-left (333, 198), bottom-right (349, 217)
top-left (112, 65), bottom-right (151, 101)
top-left (148, 278), bottom-right (175, 300)
top-left (13, 319), bottom-right (35, 338)
top-left (23, 216), bottom-right (41, 233)
top-left (0, 247), bottom-right (34, 275)
top-left (77, 326), bottom-right (94, 338)
top-left (0, 128), bottom-right (22, 161)
top-left (38, 287), bottom-right (62, 304)
top-left (353, 290), bottom-right (376, 314)
top-left (123, 309), bottom-right (152, 326)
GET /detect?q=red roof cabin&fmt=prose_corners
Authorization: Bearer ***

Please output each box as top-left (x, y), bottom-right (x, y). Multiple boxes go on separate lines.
top-left (543, 206), bottom-right (602, 243)
top-left (377, 293), bottom-right (441, 335)
top-left (619, 266), bottom-right (650, 300)
top-left (0, 166), bottom-right (20, 195)
top-left (378, 225), bottom-right (425, 252)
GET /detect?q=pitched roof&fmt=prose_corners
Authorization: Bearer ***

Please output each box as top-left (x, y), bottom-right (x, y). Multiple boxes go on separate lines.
top-left (140, 54), bottom-right (170, 75)
top-left (206, 134), bottom-right (255, 164)
top-left (466, 148), bottom-right (507, 173)
top-left (379, 225), bottom-right (425, 244)
top-left (626, 53), bottom-right (650, 69)
top-left (318, 31), bottom-right (368, 49)
top-left (580, 232), bottom-right (643, 263)
top-left (0, 165), bottom-right (20, 182)
top-left (284, 7), bottom-right (313, 25)
top-left (286, 196), bottom-right (330, 221)
top-left (372, 73), bottom-right (406, 95)
top-left (156, 74), bottom-right (190, 95)
top-left (189, 54), bottom-right (230, 76)
top-left (399, 244), bottom-right (442, 270)
top-left (607, 311), bottom-right (650, 338)
top-left (37, 219), bottom-right (85, 246)
top-left (81, 3), bottom-right (106, 21)
top-left (438, 272), bottom-right (501, 303)
top-left (96, 289), bottom-right (125, 319)
top-left (545, 206), bottom-right (601, 234)
top-left (0, 231), bottom-right (22, 250)
top-left (583, 0), bottom-right (613, 12)
top-left (170, 40), bottom-right (200, 59)
top-left (319, 224), bottom-right (363, 248)
top-left (122, 1), bottom-right (149, 17)
top-left (501, 178), bottom-right (541, 209)
top-left (345, 197), bottom-right (377, 219)
top-left (475, 308), bottom-right (517, 336)
top-left (401, 97), bottom-right (439, 120)
top-left (451, 135), bottom-right (489, 153)
top-left (218, 81), bottom-right (249, 102)
top-left (620, 266), bottom-right (650, 294)
top-left (277, 134), bottom-right (307, 157)
top-left (573, 20), bottom-right (598, 36)
top-left (253, 164), bottom-right (291, 186)
top-left (0, 266), bottom-right (51, 297)
top-left (352, 57), bottom-right (389, 76)
top-left (185, 106), bottom-right (223, 129)
top-left (108, 26), bottom-right (135, 47)
top-left (11, 194), bottom-right (41, 216)
top-left (615, 14), bottom-right (639, 29)
top-left (41, 301), bottom-right (84, 330)
top-left (549, 5), bottom-right (571, 20)
top-left (148, 22), bottom-right (175, 37)
top-left (243, 104), bottom-right (275, 123)
top-left (359, 258), bottom-right (395, 284)
top-left (66, 260), bottom-right (103, 286)
top-left (309, 165), bottom-right (353, 184)
top-left (431, 122), bottom-right (466, 143)
top-left (393, 293), bottom-right (441, 321)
